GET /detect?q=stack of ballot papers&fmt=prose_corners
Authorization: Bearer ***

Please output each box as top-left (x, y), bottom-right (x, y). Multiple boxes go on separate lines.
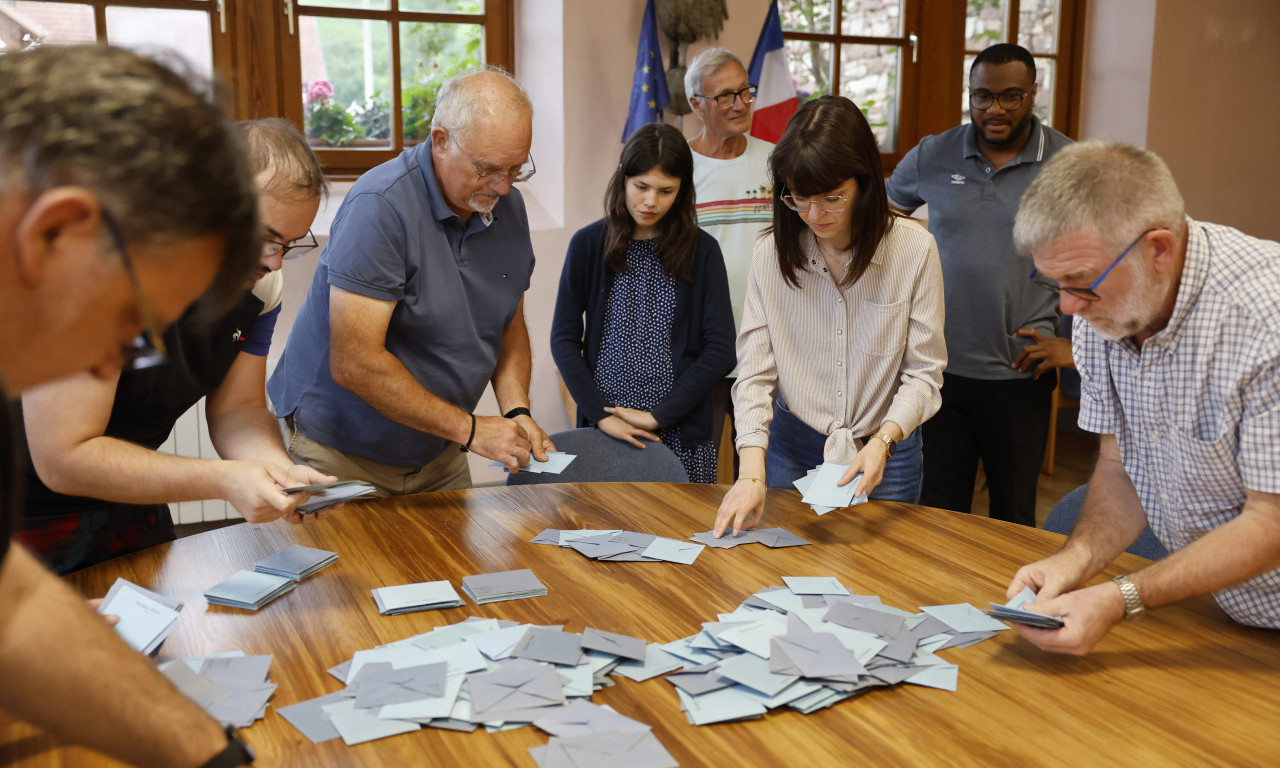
top-left (253, 545), bottom-right (339, 580)
top-left (490, 452), bottom-right (576, 475)
top-left (530, 529), bottom-right (706, 565)
top-left (985, 585), bottom-right (1065, 629)
top-left (688, 527), bottom-right (812, 550)
top-left (372, 580), bottom-right (465, 615)
top-left (461, 569), bottom-right (548, 604)
top-left (646, 577), bottom-right (1015, 726)
top-left (204, 570), bottom-right (296, 610)
top-left (159, 652), bottom-right (277, 728)
top-left (794, 462), bottom-right (869, 515)
top-left (291, 480), bottom-right (377, 514)
top-left (97, 577), bottom-right (182, 655)
top-left (276, 615), bottom-right (676, 765)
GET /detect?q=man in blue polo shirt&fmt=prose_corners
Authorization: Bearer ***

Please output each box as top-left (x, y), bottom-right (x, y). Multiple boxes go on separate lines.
top-left (270, 68), bottom-right (555, 495)
top-left (886, 43), bottom-right (1072, 526)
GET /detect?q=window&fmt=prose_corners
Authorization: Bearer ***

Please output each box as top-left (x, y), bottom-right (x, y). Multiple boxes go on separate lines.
top-left (4, 0), bottom-right (514, 177)
top-left (779, 0), bottom-right (1084, 165)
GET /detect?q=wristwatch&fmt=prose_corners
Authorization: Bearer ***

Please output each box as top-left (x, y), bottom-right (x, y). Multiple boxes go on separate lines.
top-left (1114, 574), bottom-right (1146, 620)
top-left (200, 726), bottom-right (254, 768)
top-left (871, 432), bottom-right (896, 458)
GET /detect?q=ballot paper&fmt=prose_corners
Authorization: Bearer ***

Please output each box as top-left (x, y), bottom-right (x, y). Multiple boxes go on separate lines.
top-left (531, 528), bottom-right (714, 565)
top-left (98, 578), bottom-right (181, 655)
top-left (162, 653), bottom-right (277, 728)
top-left (372, 580), bottom-right (464, 615)
top-left (204, 570), bottom-right (296, 610)
top-left (796, 462), bottom-right (869, 514)
top-left (294, 481), bottom-right (376, 514)
top-left (461, 568), bottom-right (548, 604)
top-left (985, 586), bottom-right (1066, 629)
top-left (253, 545), bottom-right (338, 580)
top-left (490, 452), bottom-right (577, 474)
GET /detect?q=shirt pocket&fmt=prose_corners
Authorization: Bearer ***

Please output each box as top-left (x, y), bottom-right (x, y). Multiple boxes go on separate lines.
top-left (1166, 423), bottom-right (1244, 517)
top-left (852, 299), bottom-right (909, 358)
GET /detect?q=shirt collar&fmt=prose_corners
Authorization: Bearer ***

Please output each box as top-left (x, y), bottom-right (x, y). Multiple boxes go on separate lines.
top-left (962, 115), bottom-right (1047, 168)
top-left (1146, 217), bottom-right (1207, 346)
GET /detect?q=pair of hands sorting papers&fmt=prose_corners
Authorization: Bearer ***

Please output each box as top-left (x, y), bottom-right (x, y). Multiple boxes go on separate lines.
top-left (203, 545), bottom-right (339, 610)
top-left (274, 614), bottom-right (677, 767)
top-left (284, 479), bottom-right (377, 514)
top-left (96, 577), bottom-right (182, 655)
top-left (489, 452), bottom-right (577, 474)
top-left (985, 585), bottom-right (1066, 629)
top-left (794, 462), bottom-right (869, 515)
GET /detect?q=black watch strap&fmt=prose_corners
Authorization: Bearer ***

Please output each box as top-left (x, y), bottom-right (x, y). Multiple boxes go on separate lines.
top-left (503, 406), bottom-right (532, 420)
top-left (200, 726), bottom-right (254, 768)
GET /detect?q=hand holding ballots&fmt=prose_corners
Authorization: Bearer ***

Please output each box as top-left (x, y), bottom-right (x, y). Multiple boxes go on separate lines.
top-left (985, 586), bottom-right (1066, 629)
top-left (97, 578), bottom-right (182, 655)
top-left (490, 452), bottom-right (576, 474)
top-left (794, 462), bottom-right (869, 515)
top-left (283, 479), bottom-right (377, 513)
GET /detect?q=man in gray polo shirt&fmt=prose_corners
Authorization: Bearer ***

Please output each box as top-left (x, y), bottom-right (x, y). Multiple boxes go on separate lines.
top-left (269, 68), bottom-right (555, 495)
top-left (886, 43), bottom-right (1072, 527)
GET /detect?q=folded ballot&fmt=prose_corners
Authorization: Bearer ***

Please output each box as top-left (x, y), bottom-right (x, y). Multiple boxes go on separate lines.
top-left (254, 545), bottom-right (339, 581)
top-left (290, 480), bottom-right (377, 514)
top-left (98, 577), bottom-right (182, 655)
top-left (372, 580), bottom-right (464, 615)
top-left (204, 570), bottom-right (297, 610)
top-left (461, 568), bottom-right (548, 604)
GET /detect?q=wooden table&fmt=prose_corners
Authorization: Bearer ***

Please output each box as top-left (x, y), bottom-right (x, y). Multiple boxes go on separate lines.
top-left (4, 483), bottom-right (1279, 767)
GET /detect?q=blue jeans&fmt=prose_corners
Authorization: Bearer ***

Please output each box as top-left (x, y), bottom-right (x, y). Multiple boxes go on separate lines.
top-left (766, 398), bottom-right (924, 503)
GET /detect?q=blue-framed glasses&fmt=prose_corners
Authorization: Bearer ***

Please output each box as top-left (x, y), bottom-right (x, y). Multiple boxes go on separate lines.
top-left (1030, 228), bottom-right (1159, 302)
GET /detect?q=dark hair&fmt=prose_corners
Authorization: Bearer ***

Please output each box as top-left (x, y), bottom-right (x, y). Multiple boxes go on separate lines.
top-left (971, 43), bottom-right (1036, 81)
top-left (239, 118), bottom-right (328, 201)
top-left (602, 123), bottom-right (698, 281)
top-left (767, 96), bottom-right (894, 288)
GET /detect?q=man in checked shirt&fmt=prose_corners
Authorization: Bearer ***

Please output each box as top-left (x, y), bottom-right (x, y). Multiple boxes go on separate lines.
top-left (1005, 141), bottom-right (1280, 654)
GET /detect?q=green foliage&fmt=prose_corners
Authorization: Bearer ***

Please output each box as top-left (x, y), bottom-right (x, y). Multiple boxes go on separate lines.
top-left (354, 92), bottom-right (391, 140)
top-left (307, 104), bottom-right (364, 147)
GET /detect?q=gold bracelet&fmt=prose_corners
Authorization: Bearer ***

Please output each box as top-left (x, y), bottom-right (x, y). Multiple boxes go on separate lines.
top-left (740, 477), bottom-right (765, 486)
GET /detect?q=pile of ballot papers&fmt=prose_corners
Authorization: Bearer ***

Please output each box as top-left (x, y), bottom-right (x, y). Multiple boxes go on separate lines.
top-left (530, 529), bottom-right (706, 565)
top-left (688, 527), bottom-right (812, 549)
top-left (985, 586), bottom-right (1065, 629)
top-left (97, 578), bottom-right (182, 656)
top-left (275, 616), bottom-right (677, 767)
top-left (461, 569), bottom-right (549, 604)
top-left (372, 580), bottom-right (465, 615)
top-left (204, 570), bottom-right (297, 610)
top-left (253, 545), bottom-right (339, 580)
top-left (159, 653), bottom-right (278, 728)
top-left (794, 462), bottom-right (869, 515)
top-left (289, 480), bottom-right (377, 514)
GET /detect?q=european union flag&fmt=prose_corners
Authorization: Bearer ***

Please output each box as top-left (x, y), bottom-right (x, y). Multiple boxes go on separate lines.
top-left (622, 0), bottom-right (669, 142)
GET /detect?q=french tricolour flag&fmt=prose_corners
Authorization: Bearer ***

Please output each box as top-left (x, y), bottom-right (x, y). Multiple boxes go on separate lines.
top-left (747, 1), bottom-right (799, 143)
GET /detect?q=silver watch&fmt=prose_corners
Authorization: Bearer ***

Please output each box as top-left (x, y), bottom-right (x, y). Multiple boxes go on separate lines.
top-left (1114, 574), bottom-right (1145, 620)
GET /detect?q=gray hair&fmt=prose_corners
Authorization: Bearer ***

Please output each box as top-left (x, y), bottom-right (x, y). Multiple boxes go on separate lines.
top-left (430, 66), bottom-right (533, 140)
top-left (1013, 141), bottom-right (1186, 256)
top-left (684, 47), bottom-right (747, 103)
top-left (0, 45), bottom-right (260, 319)
top-left (239, 118), bottom-right (328, 201)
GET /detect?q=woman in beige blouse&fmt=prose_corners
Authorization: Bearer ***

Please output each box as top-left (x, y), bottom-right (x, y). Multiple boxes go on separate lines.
top-left (713, 96), bottom-right (946, 537)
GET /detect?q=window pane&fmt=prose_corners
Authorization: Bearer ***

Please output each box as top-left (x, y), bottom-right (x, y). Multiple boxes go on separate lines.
top-left (301, 0), bottom-right (389, 11)
top-left (842, 0), bottom-right (901, 37)
top-left (400, 0), bottom-right (483, 12)
top-left (105, 7), bottom-right (212, 82)
top-left (9, 2), bottom-right (93, 48)
top-left (1018, 0), bottom-right (1059, 54)
top-left (1032, 56), bottom-right (1054, 126)
top-left (786, 38), bottom-right (832, 102)
top-left (301, 16), bottom-right (392, 147)
top-left (840, 44), bottom-right (900, 152)
top-left (960, 53), bottom-right (976, 124)
top-left (400, 20), bottom-right (483, 144)
top-left (965, 0), bottom-right (1005, 51)
top-left (780, 0), bottom-right (834, 35)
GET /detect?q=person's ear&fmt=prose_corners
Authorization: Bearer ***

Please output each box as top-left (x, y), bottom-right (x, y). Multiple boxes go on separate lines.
top-left (13, 188), bottom-right (102, 287)
top-left (1148, 227), bottom-right (1180, 274)
top-left (430, 126), bottom-right (451, 154)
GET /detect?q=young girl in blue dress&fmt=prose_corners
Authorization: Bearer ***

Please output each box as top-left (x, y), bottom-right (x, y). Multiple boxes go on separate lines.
top-left (550, 123), bottom-right (736, 483)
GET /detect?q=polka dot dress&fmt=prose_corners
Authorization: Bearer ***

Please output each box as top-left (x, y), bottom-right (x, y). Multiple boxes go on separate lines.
top-left (594, 238), bottom-right (717, 483)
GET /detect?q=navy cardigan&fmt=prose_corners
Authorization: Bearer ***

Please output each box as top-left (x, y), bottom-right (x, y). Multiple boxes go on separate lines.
top-left (549, 218), bottom-right (736, 443)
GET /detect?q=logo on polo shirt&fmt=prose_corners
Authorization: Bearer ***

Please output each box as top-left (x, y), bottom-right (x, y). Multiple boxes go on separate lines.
top-left (231, 329), bottom-right (243, 343)
top-left (950, 173), bottom-right (966, 185)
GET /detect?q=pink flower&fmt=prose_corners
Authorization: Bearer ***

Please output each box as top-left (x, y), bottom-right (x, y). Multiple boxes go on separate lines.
top-left (307, 79), bottom-right (334, 106)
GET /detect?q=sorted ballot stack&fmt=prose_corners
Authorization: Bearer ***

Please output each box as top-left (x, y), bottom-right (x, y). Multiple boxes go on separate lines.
top-left (276, 616), bottom-right (676, 766)
top-left (794, 462), bottom-right (868, 515)
top-left (372, 580), bottom-right (465, 615)
top-left (985, 585), bottom-right (1065, 629)
top-left (254, 545), bottom-right (339, 581)
top-left (461, 569), bottom-right (548, 604)
top-left (97, 577), bottom-right (182, 655)
top-left (531, 528), bottom-right (706, 565)
top-left (159, 652), bottom-right (278, 728)
top-left (652, 577), bottom-right (1013, 726)
top-left (204, 570), bottom-right (297, 610)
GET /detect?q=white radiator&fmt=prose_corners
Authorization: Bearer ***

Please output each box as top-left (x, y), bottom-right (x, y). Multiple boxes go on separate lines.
top-left (157, 399), bottom-right (237, 524)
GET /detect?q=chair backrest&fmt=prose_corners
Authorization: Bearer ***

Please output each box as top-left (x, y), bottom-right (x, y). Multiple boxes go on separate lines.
top-left (1044, 484), bottom-right (1168, 560)
top-left (504, 428), bottom-right (689, 485)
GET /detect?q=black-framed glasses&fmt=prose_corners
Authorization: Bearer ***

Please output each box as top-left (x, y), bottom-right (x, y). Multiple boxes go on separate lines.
top-left (264, 230), bottom-right (318, 260)
top-left (695, 84), bottom-right (758, 110)
top-left (448, 130), bottom-right (536, 183)
top-left (781, 191), bottom-right (849, 214)
top-left (969, 89), bottom-right (1030, 111)
top-left (1030, 228), bottom-right (1159, 302)
top-left (99, 211), bottom-right (168, 370)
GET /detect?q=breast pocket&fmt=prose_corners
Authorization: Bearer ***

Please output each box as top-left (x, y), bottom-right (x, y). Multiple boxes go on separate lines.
top-left (852, 299), bottom-right (909, 358)
top-left (1168, 424), bottom-right (1244, 515)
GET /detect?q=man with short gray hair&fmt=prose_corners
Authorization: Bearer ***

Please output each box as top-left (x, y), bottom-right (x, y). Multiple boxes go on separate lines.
top-left (270, 68), bottom-right (555, 494)
top-left (1006, 140), bottom-right (1280, 654)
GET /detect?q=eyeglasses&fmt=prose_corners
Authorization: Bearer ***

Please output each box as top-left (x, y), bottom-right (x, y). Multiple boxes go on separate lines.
top-left (781, 191), bottom-right (849, 214)
top-left (969, 89), bottom-right (1030, 111)
top-left (264, 230), bottom-right (318, 260)
top-left (1030, 228), bottom-right (1159, 302)
top-left (448, 130), bottom-right (536, 184)
top-left (694, 84), bottom-right (758, 110)
top-left (99, 211), bottom-right (168, 370)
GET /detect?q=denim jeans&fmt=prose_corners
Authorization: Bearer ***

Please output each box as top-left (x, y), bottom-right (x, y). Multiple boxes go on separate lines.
top-left (766, 398), bottom-right (924, 504)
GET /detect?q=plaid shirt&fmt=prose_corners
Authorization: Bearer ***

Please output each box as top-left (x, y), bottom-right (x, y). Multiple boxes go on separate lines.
top-left (1076, 218), bottom-right (1280, 629)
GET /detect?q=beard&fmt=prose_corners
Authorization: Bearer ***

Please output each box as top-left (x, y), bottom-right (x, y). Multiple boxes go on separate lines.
top-left (974, 109), bottom-right (1033, 149)
top-left (468, 190), bottom-right (500, 215)
top-left (1080, 260), bottom-right (1168, 341)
